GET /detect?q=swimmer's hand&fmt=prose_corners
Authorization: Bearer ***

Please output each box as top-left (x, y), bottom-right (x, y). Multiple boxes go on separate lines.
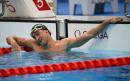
top-left (6, 36), bottom-right (22, 52)
top-left (108, 16), bottom-right (123, 23)
top-left (11, 44), bottom-right (22, 52)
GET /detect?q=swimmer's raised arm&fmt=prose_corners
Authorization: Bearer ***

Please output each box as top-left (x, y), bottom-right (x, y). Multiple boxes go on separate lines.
top-left (66, 17), bottom-right (123, 49)
top-left (6, 36), bottom-right (34, 51)
top-left (87, 17), bottom-right (123, 36)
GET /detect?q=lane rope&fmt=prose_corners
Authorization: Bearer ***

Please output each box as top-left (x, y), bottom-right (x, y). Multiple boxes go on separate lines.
top-left (0, 47), bottom-right (130, 77)
top-left (0, 47), bottom-right (32, 55)
top-left (0, 56), bottom-right (130, 77)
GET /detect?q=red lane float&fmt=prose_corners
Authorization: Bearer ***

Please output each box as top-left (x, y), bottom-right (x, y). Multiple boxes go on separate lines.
top-left (0, 48), bottom-right (11, 55)
top-left (0, 56), bottom-right (130, 77)
top-left (0, 47), bottom-right (33, 55)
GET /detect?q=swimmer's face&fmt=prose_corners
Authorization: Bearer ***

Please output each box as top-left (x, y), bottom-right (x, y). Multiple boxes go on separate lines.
top-left (32, 29), bottom-right (50, 46)
top-left (31, 24), bottom-right (51, 46)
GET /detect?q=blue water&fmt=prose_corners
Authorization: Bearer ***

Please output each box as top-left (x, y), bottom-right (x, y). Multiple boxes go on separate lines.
top-left (0, 50), bottom-right (130, 81)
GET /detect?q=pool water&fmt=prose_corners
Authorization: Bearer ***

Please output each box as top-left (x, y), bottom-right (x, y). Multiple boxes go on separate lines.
top-left (0, 50), bottom-right (130, 81)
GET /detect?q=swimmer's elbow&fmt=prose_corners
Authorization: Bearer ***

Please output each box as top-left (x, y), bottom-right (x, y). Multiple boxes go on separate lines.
top-left (6, 36), bottom-right (12, 45)
top-left (6, 36), bottom-right (16, 45)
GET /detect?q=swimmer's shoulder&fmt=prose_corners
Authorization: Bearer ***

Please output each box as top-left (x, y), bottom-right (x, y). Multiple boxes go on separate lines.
top-left (60, 38), bottom-right (72, 42)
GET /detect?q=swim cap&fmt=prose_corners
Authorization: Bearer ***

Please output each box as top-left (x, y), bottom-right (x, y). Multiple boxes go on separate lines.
top-left (31, 24), bottom-right (50, 38)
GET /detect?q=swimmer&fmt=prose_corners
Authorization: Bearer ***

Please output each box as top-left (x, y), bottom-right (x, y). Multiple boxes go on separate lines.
top-left (6, 17), bottom-right (123, 53)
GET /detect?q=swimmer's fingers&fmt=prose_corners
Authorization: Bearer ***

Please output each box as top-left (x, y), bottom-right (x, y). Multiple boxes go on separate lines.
top-left (11, 46), bottom-right (22, 52)
top-left (109, 16), bottom-right (123, 23)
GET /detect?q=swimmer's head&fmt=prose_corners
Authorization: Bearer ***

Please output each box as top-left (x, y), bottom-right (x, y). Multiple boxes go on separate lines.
top-left (30, 24), bottom-right (51, 38)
